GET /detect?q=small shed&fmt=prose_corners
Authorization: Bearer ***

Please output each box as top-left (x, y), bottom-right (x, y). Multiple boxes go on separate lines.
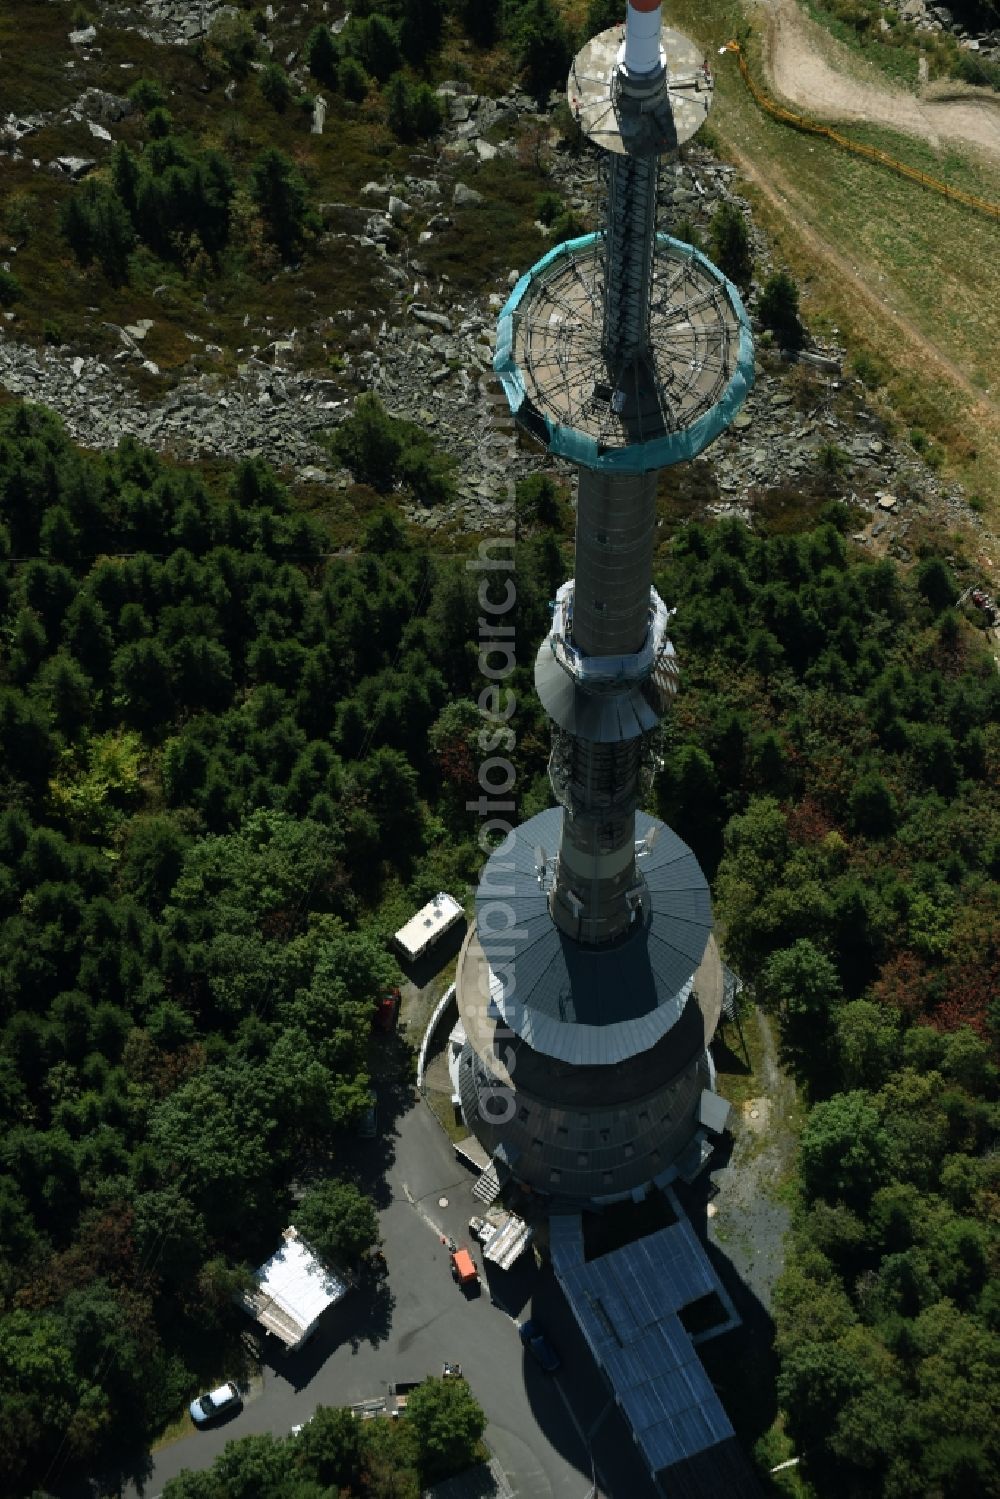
top-left (241, 1226), bottom-right (349, 1351)
top-left (454, 1135), bottom-right (491, 1174)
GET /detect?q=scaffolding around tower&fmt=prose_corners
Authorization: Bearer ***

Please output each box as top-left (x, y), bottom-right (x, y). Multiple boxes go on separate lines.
top-left (495, 232), bottom-right (752, 471)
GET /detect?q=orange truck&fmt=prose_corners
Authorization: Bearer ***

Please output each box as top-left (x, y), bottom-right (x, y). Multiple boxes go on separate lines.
top-left (450, 1247), bottom-right (479, 1289)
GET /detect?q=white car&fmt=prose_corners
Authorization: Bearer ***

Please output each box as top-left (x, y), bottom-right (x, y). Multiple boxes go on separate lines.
top-left (189, 1381), bottom-right (241, 1425)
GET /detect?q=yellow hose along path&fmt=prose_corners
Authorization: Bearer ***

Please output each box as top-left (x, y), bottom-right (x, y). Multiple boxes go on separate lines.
top-left (721, 40), bottom-right (1000, 221)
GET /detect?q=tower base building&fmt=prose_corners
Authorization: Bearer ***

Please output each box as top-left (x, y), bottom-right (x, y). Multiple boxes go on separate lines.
top-left (456, 810), bottom-right (725, 1205)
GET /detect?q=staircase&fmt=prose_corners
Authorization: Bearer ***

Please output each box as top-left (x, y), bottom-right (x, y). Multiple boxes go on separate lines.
top-left (472, 1159), bottom-right (508, 1206)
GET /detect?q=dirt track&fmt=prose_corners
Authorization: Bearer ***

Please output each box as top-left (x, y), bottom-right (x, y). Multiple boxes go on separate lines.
top-left (708, 1010), bottom-right (795, 1314)
top-left (727, 0), bottom-right (1000, 576)
top-left (756, 0), bottom-right (1000, 160)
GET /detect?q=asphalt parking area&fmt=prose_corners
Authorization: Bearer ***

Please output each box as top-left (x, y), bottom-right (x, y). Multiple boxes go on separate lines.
top-left (116, 1088), bottom-right (659, 1499)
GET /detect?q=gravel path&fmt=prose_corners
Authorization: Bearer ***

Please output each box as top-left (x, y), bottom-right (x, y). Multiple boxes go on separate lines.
top-left (755, 0), bottom-right (1000, 160)
top-left (708, 1009), bottom-right (795, 1314)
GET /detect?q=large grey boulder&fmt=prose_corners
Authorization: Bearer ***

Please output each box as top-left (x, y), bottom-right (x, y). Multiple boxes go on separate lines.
top-left (72, 89), bottom-right (134, 123)
top-left (410, 307), bottom-right (453, 333)
top-left (54, 156), bottom-right (97, 180)
top-left (453, 182), bottom-right (485, 208)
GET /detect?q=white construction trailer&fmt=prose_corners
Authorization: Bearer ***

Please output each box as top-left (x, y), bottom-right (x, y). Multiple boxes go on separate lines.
top-left (393, 892), bottom-right (464, 962)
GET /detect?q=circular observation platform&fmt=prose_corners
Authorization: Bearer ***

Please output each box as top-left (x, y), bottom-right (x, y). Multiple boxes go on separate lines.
top-left (569, 25), bottom-right (714, 155)
top-left (493, 233), bottom-right (753, 473)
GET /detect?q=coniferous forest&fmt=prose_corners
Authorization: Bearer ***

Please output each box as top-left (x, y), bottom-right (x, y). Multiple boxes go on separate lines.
top-left (0, 399), bottom-right (559, 1495)
top-left (656, 517), bottom-right (999, 1496)
top-left (0, 390), bottom-right (996, 1499)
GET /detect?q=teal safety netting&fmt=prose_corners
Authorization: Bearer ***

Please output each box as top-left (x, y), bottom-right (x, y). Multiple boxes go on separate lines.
top-left (494, 232), bottom-right (754, 473)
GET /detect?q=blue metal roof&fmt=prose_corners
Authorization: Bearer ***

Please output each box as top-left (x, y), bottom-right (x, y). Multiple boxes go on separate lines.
top-left (550, 1213), bottom-right (757, 1483)
top-left (474, 806), bottom-right (712, 1065)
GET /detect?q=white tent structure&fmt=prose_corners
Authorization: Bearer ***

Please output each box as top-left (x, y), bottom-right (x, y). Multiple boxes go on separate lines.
top-left (241, 1226), bottom-right (349, 1351)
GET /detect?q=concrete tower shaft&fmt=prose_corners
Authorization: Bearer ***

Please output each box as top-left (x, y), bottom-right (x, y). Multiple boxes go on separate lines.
top-left (600, 0), bottom-right (673, 367)
top-left (602, 153), bottom-right (659, 368)
top-left (572, 467), bottom-right (658, 657)
top-left (554, 3), bottom-right (673, 942)
top-left (549, 736), bottom-right (645, 944)
top-left (550, 464), bottom-right (659, 945)
top-left (453, 7), bottom-right (754, 1205)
